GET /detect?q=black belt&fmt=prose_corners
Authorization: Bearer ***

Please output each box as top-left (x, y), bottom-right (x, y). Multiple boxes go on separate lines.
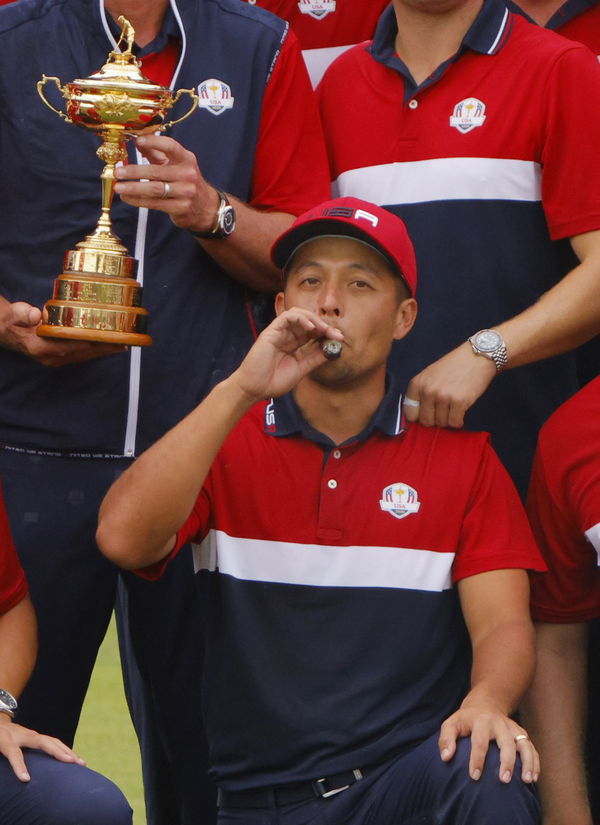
top-left (217, 767), bottom-right (365, 809)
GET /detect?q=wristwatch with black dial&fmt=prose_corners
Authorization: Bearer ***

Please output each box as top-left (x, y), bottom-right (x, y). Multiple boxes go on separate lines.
top-left (0, 688), bottom-right (17, 719)
top-left (468, 329), bottom-right (508, 372)
top-left (189, 189), bottom-right (236, 239)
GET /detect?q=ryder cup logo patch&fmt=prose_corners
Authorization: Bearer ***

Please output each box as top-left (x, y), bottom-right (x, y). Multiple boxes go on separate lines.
top-left (449, 97), bottom-right (486, 134)
top-left (379, 483), bottom-right (421, 521)
top-left (298, 0), bottom-right (336, 19)
top-left (198, 79), bottom-right (234, 116)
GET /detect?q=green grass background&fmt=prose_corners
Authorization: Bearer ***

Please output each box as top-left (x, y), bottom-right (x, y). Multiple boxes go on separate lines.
top-left (74, 615), bottom-right (146, 824)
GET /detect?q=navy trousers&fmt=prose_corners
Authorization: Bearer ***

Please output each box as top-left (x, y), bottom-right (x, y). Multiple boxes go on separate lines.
top-left (217, 735), bottom-right (540, 825)
top-left (0, 750), bottom-right (132, 825)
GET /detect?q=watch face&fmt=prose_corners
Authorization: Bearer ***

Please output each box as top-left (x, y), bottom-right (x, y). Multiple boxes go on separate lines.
top-left (0, 689), bottom-right (17, 711)
top-left (221, 205), bottom-right (236, 236)
top-left (474, 330), bottom-right (502, 353)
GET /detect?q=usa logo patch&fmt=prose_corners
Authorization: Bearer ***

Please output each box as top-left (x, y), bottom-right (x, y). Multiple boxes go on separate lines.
top-left (379, 483), bottom-right (421, 520)
top-left (449, 97), bottom-right (486, 134)
top-left (198, 79), bottom-right (234, 116)
top-left (298, 0), bottom-right (336, 20)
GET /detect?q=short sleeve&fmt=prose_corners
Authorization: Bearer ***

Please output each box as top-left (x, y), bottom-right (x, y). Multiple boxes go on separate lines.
top-left (540, 45), bottom-right (600, 239)
top-left (249, 30), bottom-right (332, 214)
top-left (452, 441), bottom-right (546, 583)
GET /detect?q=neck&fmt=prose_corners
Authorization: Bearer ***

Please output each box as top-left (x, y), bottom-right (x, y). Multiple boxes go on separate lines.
top-left (512, 0), bottom-right (562, 25)
top-left (104, 0), bottom-right (169, 47)
top-left (392, 0), bottom-right (483, 85)
top-left (293, 371), bottom-right (386, 446)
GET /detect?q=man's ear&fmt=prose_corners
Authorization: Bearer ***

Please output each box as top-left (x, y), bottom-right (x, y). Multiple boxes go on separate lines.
top-left (393, 298), bottom-right (418, 341)
top-left (275, 291), bottom-right (286, 316)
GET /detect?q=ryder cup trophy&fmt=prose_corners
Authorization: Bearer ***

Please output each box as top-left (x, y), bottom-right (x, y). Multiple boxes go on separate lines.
top-left (36, 17), bottom-right (198, 346)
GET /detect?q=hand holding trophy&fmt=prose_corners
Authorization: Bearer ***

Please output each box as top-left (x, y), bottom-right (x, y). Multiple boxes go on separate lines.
top-left (36, 16), bottom-right (198, 347)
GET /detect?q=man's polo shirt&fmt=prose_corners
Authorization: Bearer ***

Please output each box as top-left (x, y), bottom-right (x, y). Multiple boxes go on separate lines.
top-left (527, 377), bottom-right (600, 623)
top-left (246, 0), bottom-right (390, 85)
top-left (141, 385), bottom-right (544, 790)
top-left (544, 0), bottom-right (600, 53)
top-left (317, 0), bottom-right (600, 495)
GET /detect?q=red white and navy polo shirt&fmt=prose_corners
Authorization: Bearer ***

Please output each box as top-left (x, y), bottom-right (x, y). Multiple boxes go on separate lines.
top-left (527, 377), bottom-right (600, 624)
top-left (0, 483), bottom-right (28, 615)
top-left (317, 0), bottom-right (600, 495)
top-left (245, 0), bottom-right (390, 85)
top-left (140, 384), bottom-right (544, 790)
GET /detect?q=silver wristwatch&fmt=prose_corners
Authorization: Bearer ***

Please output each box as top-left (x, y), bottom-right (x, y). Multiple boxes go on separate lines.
top-left (189, 189), bottom-right (236, 239)
top-left (0, 688), bottom-right (17, 719)
top-left (468, 329), bottom-right (508, 372)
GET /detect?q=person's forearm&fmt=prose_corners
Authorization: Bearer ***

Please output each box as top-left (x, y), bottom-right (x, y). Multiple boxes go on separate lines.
top-left (521, 622), bottom-right (592, 825)
top-left (97, 374), bottom-right (256, 570)
top-left (196, 201), bottom-right (294, 292)
top-left (497, 230), bottom-right (600, 368)
top-left (0, 596), bottom-right (37, 698)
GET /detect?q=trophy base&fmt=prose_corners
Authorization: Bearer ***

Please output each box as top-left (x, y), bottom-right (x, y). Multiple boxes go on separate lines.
top-left (37, 323), bottom-right (152, 347)
top-left (37, 300), bottom-right (152, 347)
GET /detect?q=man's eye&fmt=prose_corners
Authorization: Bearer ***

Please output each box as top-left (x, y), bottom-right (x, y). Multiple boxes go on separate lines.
top-left (352, 280), bottom-right (371, 289)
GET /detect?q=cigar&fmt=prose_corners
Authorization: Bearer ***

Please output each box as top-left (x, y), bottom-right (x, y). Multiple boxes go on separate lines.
top-left (322, 339), bottom-right (343, 360)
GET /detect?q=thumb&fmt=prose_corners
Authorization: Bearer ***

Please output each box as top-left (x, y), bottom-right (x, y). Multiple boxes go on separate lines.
top-left (11, 302), bottom-right (42, 328)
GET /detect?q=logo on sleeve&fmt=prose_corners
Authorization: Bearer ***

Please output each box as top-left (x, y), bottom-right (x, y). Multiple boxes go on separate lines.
top-left (298, 0), bottom-right (336, 19)
top-left (379, 483), bottom-right (421, 520)
top-left (198, 79), bottom-right (234, 116)
top-left (449, 98), bottom-right (486, 133)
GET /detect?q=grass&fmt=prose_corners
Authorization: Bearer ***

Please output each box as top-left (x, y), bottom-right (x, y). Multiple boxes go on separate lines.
top-left (74, 614), bottom-right (146, 824)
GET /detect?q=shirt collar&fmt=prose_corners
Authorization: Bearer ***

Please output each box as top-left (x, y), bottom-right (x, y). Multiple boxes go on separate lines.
top-left (106, 7), bottom-right (181, 58)
top-left (264, 380), bottom-right (408, 448)
top-left (370, 0), bottom-right (513, 84)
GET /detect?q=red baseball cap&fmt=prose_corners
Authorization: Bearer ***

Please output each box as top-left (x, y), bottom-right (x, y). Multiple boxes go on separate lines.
top-left (271, 197), bottom-right (417, 297)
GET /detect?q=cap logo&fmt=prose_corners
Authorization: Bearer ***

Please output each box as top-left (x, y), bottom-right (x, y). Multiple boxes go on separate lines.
top-left (322, 206), bottom-right (378, 226)
top-left (379, 482), bottom-right (421, 520)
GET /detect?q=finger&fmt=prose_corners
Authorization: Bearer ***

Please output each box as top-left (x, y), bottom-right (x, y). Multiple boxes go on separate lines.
top-left (3, 745), bottom-right (30, 782)
top-left (447, 401), bottom-right (468, 429)
top-left (12, 302), bottom-right (42, 328)
top-left (35, 736), bottom-right (86, 765)
top-left (468, 725), bottom-right (494, 782)
top-left (438, 718), bottom-right (459, 762)
top-left (136, 135), bottom-right (185, 164)
top-left (514, 734), bottom-right (537, 783)
top-left (495, 728), bottom-right (517, 784)
top-left (433, 401), bottom-right (452, 428)
top-left (403, 381), bottom-right (420, 422)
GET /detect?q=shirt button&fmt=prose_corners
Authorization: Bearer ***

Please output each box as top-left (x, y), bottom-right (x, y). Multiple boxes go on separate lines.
top-left (333, 449), bottom-right (341, 459)
top-left (408, 99), bottom-right (418, 109)
top-left (327, 479), bottom-right (338, 489)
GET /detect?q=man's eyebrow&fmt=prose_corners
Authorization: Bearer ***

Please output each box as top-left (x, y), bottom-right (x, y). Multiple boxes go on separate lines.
top-left (289, 260), bottom-right (384, 277)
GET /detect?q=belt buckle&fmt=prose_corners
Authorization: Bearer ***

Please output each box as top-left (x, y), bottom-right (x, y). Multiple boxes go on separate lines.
top-left (313, 769), bottom-right (363, 799)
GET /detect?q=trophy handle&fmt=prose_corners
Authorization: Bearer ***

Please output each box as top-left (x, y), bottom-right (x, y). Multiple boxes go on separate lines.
top-left (37, 75), bottom-right (71, 122)
top-left (161, 88), bottom-right (199, 130)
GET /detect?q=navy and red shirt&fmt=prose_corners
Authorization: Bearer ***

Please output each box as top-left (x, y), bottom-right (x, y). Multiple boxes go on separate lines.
top-left (0, 483), bottom-right (28, 615)
top-left (140, 384), bottom-right (544, 790)
top-left (527, 377), bottom-right (600, 624)
top-left (246, 0), bottom-right (390, 84)
top-left (317, 0), bottom-right (600, 494)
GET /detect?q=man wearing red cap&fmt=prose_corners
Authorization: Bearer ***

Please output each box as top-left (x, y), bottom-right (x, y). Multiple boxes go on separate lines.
top-left (97, 198), bottom-right (544, 825)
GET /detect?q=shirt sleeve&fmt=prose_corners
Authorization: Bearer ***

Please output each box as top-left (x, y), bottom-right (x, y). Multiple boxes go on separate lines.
top-left (249, 29), bottom-right (332, 214)
top-left (527, 418), bottom-right (600, 623)
top-left (0, 483), bottom-right (28, 614)
top-left (540, 44), bottom-right (600, 240)
top-left (452, 440), bottom-right (546, 583)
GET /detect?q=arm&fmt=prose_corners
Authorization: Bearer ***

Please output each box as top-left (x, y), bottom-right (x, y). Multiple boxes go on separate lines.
top-left (405, 229), bottom-right (600, 428)
top-left (439, 569), bottom-right (539, 784)
top-left (521, 622), bottom-right (592, 825)
top-left (97, 308), bottom-right (344, 570)
top-left (114, 137), bottom-right (293, 291)
top-left (0, 296), bottom-right (126, 367)
top-left (0, 595), bottom-right (85, 781)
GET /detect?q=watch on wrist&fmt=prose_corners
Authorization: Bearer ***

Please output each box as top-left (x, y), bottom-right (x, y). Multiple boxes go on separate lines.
top-left (189, 189), bottom-right (236, 239)
top-left (0, 688), bottom-right (17, 719)
top-left (468, 329), bottom-right (508, 372)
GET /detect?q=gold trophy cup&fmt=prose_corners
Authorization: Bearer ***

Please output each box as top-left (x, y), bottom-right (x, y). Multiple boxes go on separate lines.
top-left (36, 17), bottom-right (198, 346)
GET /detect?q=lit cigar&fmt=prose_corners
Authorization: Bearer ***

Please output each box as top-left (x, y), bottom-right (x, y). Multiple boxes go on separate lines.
top-left (322, 339), bottom-right (343, 360)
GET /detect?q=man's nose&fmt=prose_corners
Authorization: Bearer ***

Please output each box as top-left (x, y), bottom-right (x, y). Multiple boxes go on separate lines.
top-left (318, 286), bottom-right (342, 317)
